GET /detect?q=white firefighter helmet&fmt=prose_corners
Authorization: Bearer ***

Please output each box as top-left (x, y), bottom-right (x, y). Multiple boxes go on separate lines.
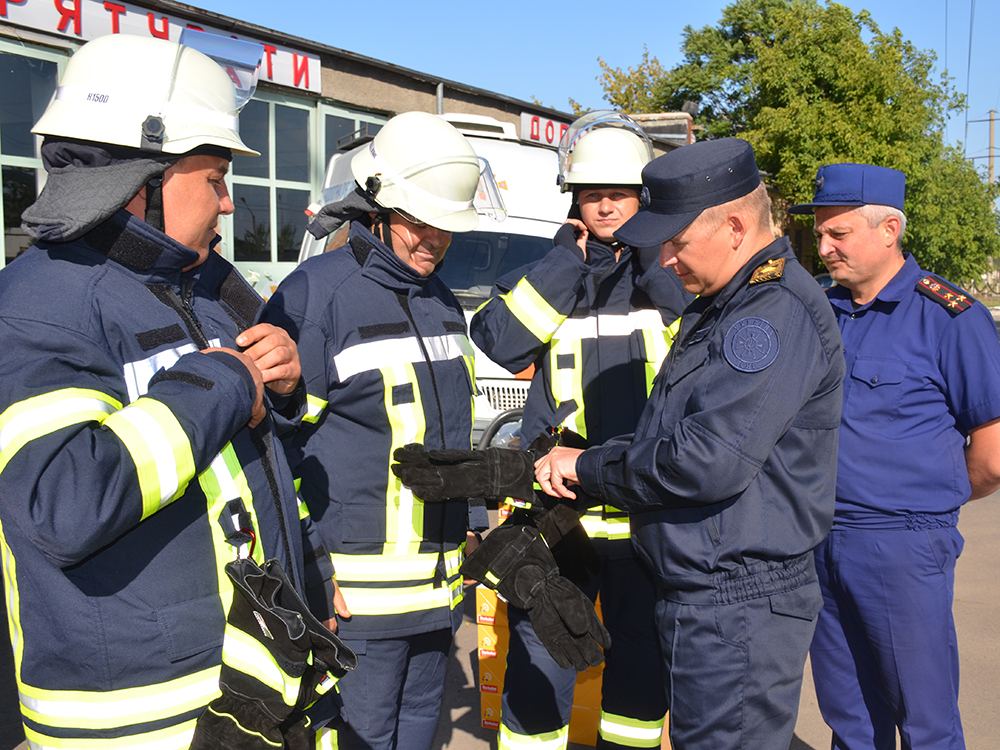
top-left (32, 30), bottom-right (262, 156)
top-left (351, 111), bottom-right (506, 233)
top-left (557, 111), bottom-right (653, 193)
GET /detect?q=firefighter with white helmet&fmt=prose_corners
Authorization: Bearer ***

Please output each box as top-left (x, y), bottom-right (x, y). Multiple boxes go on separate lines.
top-left (469, 111), bottom-right (691, 750)
top-left (261, 110), bottom-right (505, 750)
top-left (0, 31), bottom-right (352, 748)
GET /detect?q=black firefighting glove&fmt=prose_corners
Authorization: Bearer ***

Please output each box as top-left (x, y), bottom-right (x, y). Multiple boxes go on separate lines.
top-left (391, 445), bottom-right (536, 503)
top-left (460, 522), bottom-right (610, 671)
top-left (190, 558), bottom-right (358, 750)
top-left (534, 503), bottom-right (603, 588)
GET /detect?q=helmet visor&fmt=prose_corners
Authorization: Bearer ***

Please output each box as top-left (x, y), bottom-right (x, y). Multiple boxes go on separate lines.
top-left (374, 151), bottom-right (507, 229)
top-left (178, 28), bottom-right (262, 112)
top-left (557, 110), bottom-right (653, 192)
top-left (475, 158), bottom-right (507, 223)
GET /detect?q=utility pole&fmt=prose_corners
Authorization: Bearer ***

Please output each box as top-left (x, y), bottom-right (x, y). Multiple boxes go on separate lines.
top-left (990, 109), bottom-right (995, 183)
top-left (968, 110), bottom-right (997, 183)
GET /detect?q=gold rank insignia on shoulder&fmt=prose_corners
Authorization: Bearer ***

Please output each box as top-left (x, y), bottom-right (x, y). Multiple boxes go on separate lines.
top-left (750, 258), bottom-right (785, 284)
top-left (915, 275), bottom-right (973, 315)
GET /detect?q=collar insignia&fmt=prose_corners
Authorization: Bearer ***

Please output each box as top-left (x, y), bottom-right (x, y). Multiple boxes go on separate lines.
top-left (750, 258), bottom-right (786, 284)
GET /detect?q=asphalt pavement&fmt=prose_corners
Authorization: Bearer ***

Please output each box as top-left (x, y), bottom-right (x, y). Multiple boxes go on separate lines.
top-left (2, 496), bottom-right (997, 750)
top-left (432, 494), bottom-right (1000, 750)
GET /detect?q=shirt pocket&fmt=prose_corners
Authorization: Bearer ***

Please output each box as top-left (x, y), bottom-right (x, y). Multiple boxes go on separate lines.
top-left (846, 357), bottom-right (907, 421)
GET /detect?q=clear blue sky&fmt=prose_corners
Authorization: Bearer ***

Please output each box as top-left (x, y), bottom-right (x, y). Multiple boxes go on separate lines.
top-left (195, 0), bottom-right (999, 178)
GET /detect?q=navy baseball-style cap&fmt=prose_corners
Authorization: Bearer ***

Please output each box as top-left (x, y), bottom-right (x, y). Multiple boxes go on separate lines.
top-left (614, 138), bottom-right (761, 248)
top-left (787, 163), bottom-right (905, 214)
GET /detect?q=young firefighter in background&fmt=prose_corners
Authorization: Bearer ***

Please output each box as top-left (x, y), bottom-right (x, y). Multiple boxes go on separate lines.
top-left (470, 112), bottom-right (691, 750)
top-left (262, 112), bottom-right (505, 750)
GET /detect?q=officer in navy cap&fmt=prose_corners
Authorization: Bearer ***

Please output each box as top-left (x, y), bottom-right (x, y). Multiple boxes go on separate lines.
top-left (534, 138), bottom-right (845, 750)
top-left (790, 163), bottom-right (1000, 750)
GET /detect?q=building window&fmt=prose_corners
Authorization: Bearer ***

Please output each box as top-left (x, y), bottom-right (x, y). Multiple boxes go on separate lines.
top-left (0, 44), bottom-right (63, 268)
top-left (229, 95), bottom-right (314, 270)
top-left (223, 96), bottom-right (386, 292)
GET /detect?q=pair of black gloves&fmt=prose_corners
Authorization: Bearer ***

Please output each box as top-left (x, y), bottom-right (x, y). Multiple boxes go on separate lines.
top-left (391, 443), bottom-right (610, 672)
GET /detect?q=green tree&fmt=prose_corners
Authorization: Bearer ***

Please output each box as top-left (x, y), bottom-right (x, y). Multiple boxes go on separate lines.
top-left (598, 0), bottom-right (1000, 281)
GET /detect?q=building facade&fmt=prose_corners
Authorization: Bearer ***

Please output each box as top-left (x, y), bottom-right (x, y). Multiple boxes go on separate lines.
top-left (0, 0), bottom-right (590, 290)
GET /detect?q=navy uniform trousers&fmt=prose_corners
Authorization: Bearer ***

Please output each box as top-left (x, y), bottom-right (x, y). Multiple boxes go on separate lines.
top-left (335, 629), bottom-right (453, 750)
top-left (502, 556), bottom-right (666, 749)
top-left (811, 524), bottom-right (965, 750)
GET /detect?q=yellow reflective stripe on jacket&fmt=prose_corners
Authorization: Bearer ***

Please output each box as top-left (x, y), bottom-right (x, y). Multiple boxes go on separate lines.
top-left (330, 548), bottom-right (463, 583)
top-left (548, 335), bottom-right (586, 439)
top-left (23, 717), bottom-right (198, 749)
top-left (642, 317), bottom-right (681, 394)
top-left (580, 507), bottom-right (631, 541)
top-left (598, 711), bottom-right (666, 748)
top-left (462, 350), bottom-right (476, 441)
top-left (337, 575), bottom-right (462, 616)
top-left (103, 398), bottom-right (195, 521)
top-left (502, 279), bottom-right (567, 343)
top-left (0, 522), bottom-right (24, 675)
top-left (18, 666), bottom-right (220, 732)
top-left (222, 626), bottom-right (300, 707)
top-left (303, 394), bottom-right (328, 424)
top-left (499, 721), bottom-right (569, 750)
top-left (382, 362), bottom-right (425, 553)
top-left (199, 443), bottom-right (265, 615)
top-left (0, 388), bottom-right (121, 473)
top-left (315, 726), bottom-right (337, 750)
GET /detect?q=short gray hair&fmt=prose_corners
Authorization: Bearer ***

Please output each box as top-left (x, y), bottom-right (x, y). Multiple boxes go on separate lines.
top-left (697, 182), bottom-right (772, 234)
top-left (855, 204), bottom-right (907, 245)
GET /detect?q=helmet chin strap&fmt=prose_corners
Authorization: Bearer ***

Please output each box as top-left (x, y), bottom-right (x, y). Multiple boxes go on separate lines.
top-left (144, 176), bottom-right (165, 232)
top-left (372, 212), bottom-right (393, 251)
top-left (363, 175), bottom-right (394, 250)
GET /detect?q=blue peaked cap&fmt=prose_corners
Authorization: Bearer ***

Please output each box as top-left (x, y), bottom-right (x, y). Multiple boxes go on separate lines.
top-left (614, 138), bottom-right (761, 248)
top-left (788, 163), bottom-right (905, 214)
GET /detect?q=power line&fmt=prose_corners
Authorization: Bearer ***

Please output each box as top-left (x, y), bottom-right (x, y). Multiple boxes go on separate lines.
top-left (963, 0), bottom-right (975, 153)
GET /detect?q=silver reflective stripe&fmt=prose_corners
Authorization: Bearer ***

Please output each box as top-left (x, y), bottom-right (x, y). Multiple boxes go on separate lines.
top-left (331, 548), bottom-right (463, 582)
top-left (123, 339), bottom-right (221, 403)
top-left (334, 333), bottom-right (472, 381)
top-left (557, 310), bottom-right (666, 341)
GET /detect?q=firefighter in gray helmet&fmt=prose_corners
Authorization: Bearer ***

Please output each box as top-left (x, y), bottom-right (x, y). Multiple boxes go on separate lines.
top-left (261, 110), bottom-right (505, 750)
top-left (0, 31), bottom-right (350, 748)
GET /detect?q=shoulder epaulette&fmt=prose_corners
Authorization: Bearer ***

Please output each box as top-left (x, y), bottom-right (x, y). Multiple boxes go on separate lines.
top-left (915, 275), bottom-right (973, 315)
top-left (749, 258), bottom-right (785, 284)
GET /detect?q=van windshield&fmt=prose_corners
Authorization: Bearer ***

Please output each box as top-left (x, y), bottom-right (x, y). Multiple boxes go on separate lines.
top-left (437, 230), bottom-right (554, 310)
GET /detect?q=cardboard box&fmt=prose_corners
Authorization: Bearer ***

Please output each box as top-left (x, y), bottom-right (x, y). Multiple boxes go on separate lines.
top-left (480, 690), bottom-right (503, 731)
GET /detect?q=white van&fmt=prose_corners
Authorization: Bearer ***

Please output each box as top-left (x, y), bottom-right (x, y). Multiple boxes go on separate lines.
top-left (297, 113), bottom-right (572, 443)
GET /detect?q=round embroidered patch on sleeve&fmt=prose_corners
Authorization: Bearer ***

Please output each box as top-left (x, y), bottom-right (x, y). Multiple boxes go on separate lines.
top-left (723, 317), bottom-right (780, 372)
